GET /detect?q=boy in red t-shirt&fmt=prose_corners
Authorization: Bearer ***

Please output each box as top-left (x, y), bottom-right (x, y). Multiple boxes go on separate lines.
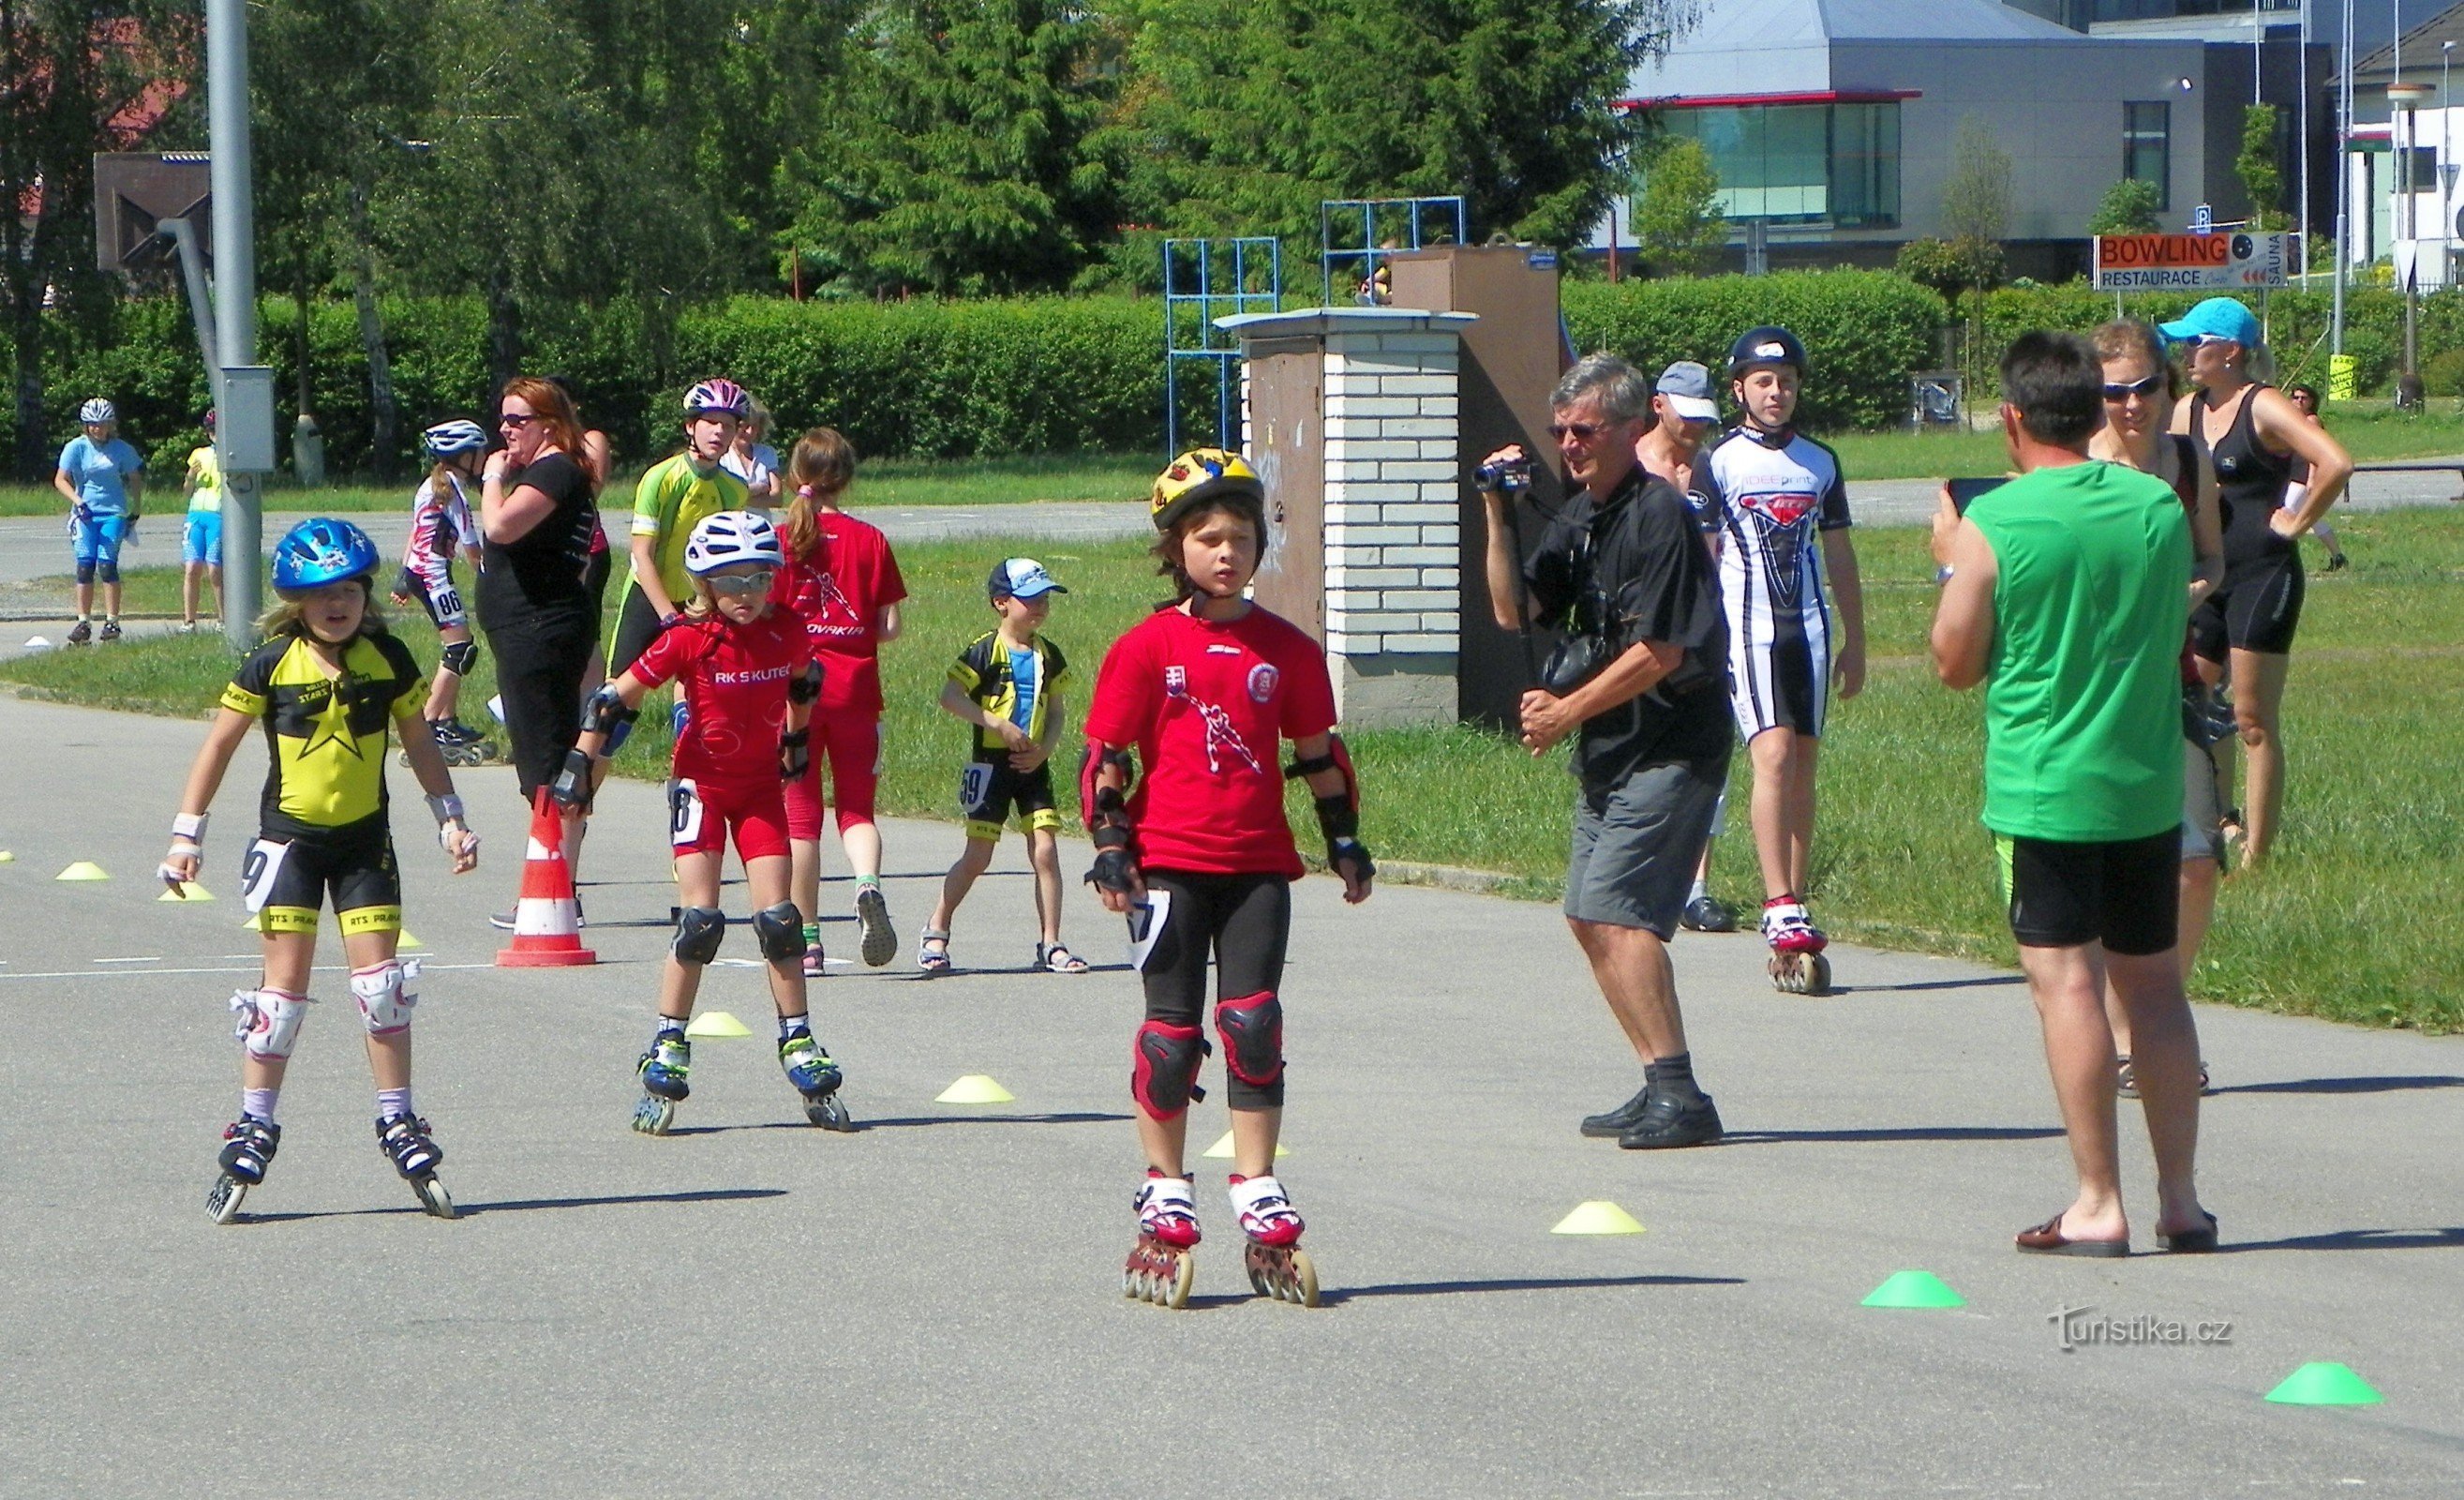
top-left (1082, 450), bottom-right (1375, 1309)
top-left (552, 510), bottom-right (853, 1135)
top-left (777, 429), bottom-right (909, 976)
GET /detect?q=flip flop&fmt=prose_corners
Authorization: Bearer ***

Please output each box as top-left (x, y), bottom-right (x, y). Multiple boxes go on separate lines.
top-left (2015, 1213), bottom-right (2129, 1258)
top-left (2157, 1211), bottom-right (2219, 1254)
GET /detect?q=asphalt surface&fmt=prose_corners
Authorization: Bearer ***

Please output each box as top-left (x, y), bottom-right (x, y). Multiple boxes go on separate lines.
top-left (1, 694), bottom-right (2457, 1497)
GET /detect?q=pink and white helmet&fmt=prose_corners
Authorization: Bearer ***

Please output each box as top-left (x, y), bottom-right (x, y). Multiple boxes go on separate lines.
top-left (683, 379), bottom-right (750, 418)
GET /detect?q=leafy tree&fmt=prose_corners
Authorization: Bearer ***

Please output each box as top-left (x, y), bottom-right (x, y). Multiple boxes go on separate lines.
top-left (0, 0), bottom-right (201, 478)
top-left (1631, 137), bottom-right (1725, 276)
top-left (2236, 102), bottom-right (2290, 231)
top-left (1936, 116), bottom-right (2011, 393)
top-left (2086, 177), bottom-right (2163, 235)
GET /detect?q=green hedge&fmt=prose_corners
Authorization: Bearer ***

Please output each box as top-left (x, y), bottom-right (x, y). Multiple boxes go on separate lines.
top-left (1564, 271), bottom-right (1949, 431)
top-left (1978, 283), bottom-right (2457, 398)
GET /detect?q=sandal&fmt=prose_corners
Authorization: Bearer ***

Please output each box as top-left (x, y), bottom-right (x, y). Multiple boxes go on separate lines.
top-left (2156, 1210), bottom-right (2219, 1254)
top-left (2015, 1212), bottom-right (2129, 1258)
top-left (917, 928), bottom-right (952, 975)
top-left (1037, 942), bottom-right (1090, 975)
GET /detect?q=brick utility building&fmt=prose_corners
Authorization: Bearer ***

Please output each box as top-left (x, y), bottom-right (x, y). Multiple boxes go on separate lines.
top-left (1607, 0), bottom-right (2216, 277)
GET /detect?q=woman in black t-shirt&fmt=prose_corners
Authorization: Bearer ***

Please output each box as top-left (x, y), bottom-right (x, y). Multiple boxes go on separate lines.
top-left (479, 377), bottom-right (602, 861)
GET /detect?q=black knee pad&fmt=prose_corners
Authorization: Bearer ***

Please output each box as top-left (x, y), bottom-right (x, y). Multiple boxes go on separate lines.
top-left (672, 906), bottom-right (726, 965)
top-left (1131, 1019), bottom-right (1208, 1120)
top-left (97, 562), bottom-right (119, 584)
top-left (441, 639), bottom-right (479, 677)
top-left (750, 900), bottom-right (804, 961)
top-left (76, 562), bottom-right (97, 585)
top-left (1215, 992), bottom-right (1284, 1088)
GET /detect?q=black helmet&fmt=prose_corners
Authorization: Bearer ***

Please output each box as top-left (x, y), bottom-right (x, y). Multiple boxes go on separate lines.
top-left (1727, 326), bottom-right (1808, 378)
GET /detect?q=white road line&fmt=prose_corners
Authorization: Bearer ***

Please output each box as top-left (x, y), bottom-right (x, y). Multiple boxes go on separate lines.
top-left (0, 962), bottom-right (498, 982)
top-left (95, 956), bottom-right (163, 965)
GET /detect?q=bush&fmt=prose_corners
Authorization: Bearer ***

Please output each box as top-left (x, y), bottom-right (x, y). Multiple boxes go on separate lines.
top-left (2420, 345), bottom-right (2464, 398)
top-left (1977, 283), bottom-right (2441, 398)
top-left (1563, 270), bottom-right (1948, 431)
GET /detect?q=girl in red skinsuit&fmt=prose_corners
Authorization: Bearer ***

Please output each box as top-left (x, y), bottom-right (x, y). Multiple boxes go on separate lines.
top-left (553, 510), bottom-right (853, 1135)
top-left (777, 428), bottom-right (908, 975)
top-left (1082, 450), bottom-right (1376, 1309)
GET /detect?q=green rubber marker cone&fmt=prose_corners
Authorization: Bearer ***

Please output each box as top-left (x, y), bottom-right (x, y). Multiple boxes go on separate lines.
top-left (1202, 1131), bottom-right (1288, 1160)
top-left (2265, 1362), bottom-right (2382, 1405)
top-left (684, 1011), bottom-right (753, 1040)
top-left (1550, 1200), bottom-right (1647, 1236)
top-left (1861, 1269), bottom-right (1965, 1309)
top-left (935, 1074), bottom-right (1015, 1104)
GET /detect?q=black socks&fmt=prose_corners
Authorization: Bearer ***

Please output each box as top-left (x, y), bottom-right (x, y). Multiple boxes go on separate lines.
top-left (1648, 1051), bottom-right (1704, 1105)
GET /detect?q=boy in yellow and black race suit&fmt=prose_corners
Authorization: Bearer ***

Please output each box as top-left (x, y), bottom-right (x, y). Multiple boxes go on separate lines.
top-left (161, 518), bottom-right (481, 1224)
top-left (917, 558), bottom-right (1089, 975)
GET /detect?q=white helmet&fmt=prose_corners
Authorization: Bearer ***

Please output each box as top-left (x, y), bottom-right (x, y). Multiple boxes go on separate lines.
top-left (683, 509), bottom-right (784, 575)
top-left (80, 398), bottom-right (116, 424)
top-left (422, 419), bottom-right (489, 458)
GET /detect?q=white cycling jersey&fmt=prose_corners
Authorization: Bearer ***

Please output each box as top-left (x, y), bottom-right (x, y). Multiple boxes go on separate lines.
top-left (1695, 425), bottom-right (1852, 737)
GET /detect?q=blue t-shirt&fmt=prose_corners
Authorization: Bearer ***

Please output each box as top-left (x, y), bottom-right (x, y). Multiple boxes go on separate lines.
top-left (1008, 648), bottom-right (1038, 730)
top-left (59, 436), bottom-right (143, 514)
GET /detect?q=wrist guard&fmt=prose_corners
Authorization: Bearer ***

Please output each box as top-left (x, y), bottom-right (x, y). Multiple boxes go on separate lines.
top-left (548, 748), bottom-right (594, 811)
top-left (780, 727), bottom-right (811, 781)
top-left (172, 811), bottom-right (210, 845)
top-left (424, 793), bottom-right (465, 828)
top-left (1314, 794), bottom-right (1376, 882)
top-left (1085, 847), bottom-right (1138, 893)
top-left (1079, 742), bottom-right (1138, 833)
top-left (787, 659), bottom-right (821, 707)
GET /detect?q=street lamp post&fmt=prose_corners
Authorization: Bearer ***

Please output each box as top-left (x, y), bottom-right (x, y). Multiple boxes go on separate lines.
top-left (2391, 81), bottom-right (2432, 400)
top-left (207, 0), bottom-right (266, 649)
top-left (2334, 0), bottom-right (2354, 357)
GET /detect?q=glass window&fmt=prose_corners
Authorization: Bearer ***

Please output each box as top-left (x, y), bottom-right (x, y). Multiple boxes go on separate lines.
top-left (2125, 101), bottom-right (2171, 210)
top-left (1830, 102), bottom-right (1901, 229)
top-left (1661, 100), bottom-right (1899, 229)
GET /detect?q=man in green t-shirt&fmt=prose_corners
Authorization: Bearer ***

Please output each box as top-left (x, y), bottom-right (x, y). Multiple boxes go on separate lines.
top-left (1929, 331), bottom-right (2216, 1259)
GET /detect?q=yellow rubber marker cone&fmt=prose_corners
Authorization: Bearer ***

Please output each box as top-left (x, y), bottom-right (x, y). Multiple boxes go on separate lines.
top-left (684, 1011), bottom-right (753, 1040)
top-left (935, 1074), bottom-right (1015, 1104)
top-left (56, 861), bottom-right (109, 881)
top-left (397, 930), bottom-right (425, 949)
top-left (240, 908), bottom-right (263, 931)
top-left (1202, 1131), bottom-right (1289, 1160)
top-left (159, 883), bottom-right (216, 901)
top-left (1551, 1200), bottom-right (1647, 1236)
top-left (0, 849), bottom-right (16, 862)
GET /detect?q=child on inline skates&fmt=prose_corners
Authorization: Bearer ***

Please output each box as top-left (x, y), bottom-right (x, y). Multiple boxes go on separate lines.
top-left (1083, 451), bottom-right (1375, 1308)
top-left (391, 419), bottom-right (493, 761)
top-left (777, 428), bottom-right (908, 976)
top-left (161, 518), bottom-right (482, 1223)
top-left (918, 558), bottom-right (1083, 974)
top-left (551, 510), bottom-right (852, 1134)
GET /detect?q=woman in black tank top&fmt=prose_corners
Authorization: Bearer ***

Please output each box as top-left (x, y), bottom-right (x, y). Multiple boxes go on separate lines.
top-left (2164, 301), bottom-right (2352, 869)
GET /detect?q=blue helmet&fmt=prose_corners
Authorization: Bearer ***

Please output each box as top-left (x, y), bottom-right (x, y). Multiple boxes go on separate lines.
top-left (272, 518), bottom-right (382, 592)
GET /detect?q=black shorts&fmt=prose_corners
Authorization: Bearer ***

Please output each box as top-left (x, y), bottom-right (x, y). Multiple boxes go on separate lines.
top-left (959, 758), bottom-right (1060, 839)
top-left (242, 818), bottom-right (401, 937)
top-left (2191, 554), bottom-right (2303, 659)
top-left (396, 562), bottom-right (468, 631)
top-left (1996, 829), bottom-right (2178, 956)
top-left (1134, 869), bottom-right (1294, 1109)
top-left (484, 609), bottom-right (597, 797)
top-left (607, 588), bottom-right (666, 681)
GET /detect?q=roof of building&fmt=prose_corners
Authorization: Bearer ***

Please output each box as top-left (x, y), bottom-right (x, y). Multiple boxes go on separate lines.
top-left (1665, 0), bottom-right (2080, 51)
top-left (2352, 3), bottom-right (2464, 84)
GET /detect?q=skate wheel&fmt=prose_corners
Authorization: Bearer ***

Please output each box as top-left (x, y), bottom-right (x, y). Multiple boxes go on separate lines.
top-left (632, 1097), bottom-right (676, 1135)
top-left (1160, 1249), bottom-right (1193, 1309)
top-left (1288, 1249), bottom-right (1320, 1307)
top-left (415, 1174), bottom-right (458, 1220)
top-left (207, 1174), bottom-right (247, 1225)
top-left (804, 1092), bottom-right (856, 1132)
top-left (1803, 952), bottom-right (1832, 998)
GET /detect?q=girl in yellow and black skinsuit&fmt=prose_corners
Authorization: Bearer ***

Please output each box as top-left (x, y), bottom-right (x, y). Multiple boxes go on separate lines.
top-left (160, 518), bottom-right (483, 1223)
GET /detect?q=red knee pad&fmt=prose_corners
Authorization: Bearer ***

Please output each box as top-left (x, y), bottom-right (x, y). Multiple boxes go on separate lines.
top-left (1214, 991), bottom-right (1283, 1088)
top-left (1130, 1019), bottom-right (1208, 1120)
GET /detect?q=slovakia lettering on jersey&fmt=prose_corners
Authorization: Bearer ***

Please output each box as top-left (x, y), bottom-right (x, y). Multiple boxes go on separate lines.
top-left (627, 608), bottom-right (814, 788)
top-left (1083, 606), bottom-right (1337, 879)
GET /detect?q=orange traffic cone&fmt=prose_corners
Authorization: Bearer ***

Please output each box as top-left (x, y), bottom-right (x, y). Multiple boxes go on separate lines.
top-left (497, 790), bottom-right (597, 968)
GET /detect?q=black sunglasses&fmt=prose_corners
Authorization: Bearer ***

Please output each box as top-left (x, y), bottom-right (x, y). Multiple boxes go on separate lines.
top-left (2101, 374), bottom-right (2164, 401)
top-left (499, 412), bottom-right (537, 428)
top-left (1548, 421), bottom-right (1606, 442)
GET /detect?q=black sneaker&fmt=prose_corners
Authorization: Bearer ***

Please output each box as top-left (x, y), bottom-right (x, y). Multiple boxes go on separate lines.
top-left (1580, 1086), bottom-right (1654, 1139)
top-left (1680, 894), bottom-right (1739, 933)
top-left (98, 619), bottom-right (123, 642)
top-left (1617, 1091), bottom-right (1724, 1149)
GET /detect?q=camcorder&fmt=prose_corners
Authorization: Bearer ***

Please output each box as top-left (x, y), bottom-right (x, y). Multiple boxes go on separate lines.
top-left (1474, 455), bottom-right (1532, 494)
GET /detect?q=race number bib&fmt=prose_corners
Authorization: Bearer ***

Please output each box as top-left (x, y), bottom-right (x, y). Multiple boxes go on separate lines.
top-left (668, 778), bottom-right (705, 848)
top-left (239, 838), bottom-right (292, 914)
top-left (1126, 889), bottom-right (1172, 973)
top-left (426, 582), bottom-right (465, 621)
top-left (958, 763), bottom-right (994, 818)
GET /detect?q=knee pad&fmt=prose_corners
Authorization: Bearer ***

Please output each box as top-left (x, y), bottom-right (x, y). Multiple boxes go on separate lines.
top-left (672, 905), bottom-right (726, 965)
top-left (1215, 991), bottom-right (1285, 1088)
top-left (231, 988), bottom-right (309, 1060)
top-left (75, 561), bottom-right (97, 585)
top-left (349, 958), bottom-right (421, 1036)
top-left (440, 639), bottom-right (479, 677)
top-left (1130, 1019), bottom-right (1209, 1120)
top-left (97, 562), bottom-right (120, 584)
top-left (750, 900), bottom-right (804, 961)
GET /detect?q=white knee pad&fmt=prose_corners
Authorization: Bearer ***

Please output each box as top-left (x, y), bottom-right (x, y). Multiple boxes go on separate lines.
top-left (231, 988), bottom-right (310, 1059)
top-left (350, 958), bottom-right (421, 1036)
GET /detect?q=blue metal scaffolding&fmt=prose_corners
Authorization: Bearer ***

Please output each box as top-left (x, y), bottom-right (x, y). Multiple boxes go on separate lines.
top-left (1162, 236), bottom-right (1281, 456)
top-left (1320, 196), bottom-right (1469, 305)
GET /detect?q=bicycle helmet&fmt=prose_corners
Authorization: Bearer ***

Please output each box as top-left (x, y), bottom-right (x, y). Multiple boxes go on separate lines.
top-left (1150, 448), bottom-right (1265, 532)
top-left (683, 379), bottom-right (751, 418)
top-left (683, 509), bottom-right (784, 575)
top-left (272, 518), bottom-right (382, 592)
top-left (422, 419), bottom-right (489, 458)
top-left (1726, 326), bottom-right (1808, 378)
top-left (80, 398), bottom-right (117, 424)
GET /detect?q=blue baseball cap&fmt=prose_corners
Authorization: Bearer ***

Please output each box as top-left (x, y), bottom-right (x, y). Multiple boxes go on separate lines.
top-left (988, 558), bottom-right (1067, 600)
top-left (2158, 297), bottom-right (2262, 349)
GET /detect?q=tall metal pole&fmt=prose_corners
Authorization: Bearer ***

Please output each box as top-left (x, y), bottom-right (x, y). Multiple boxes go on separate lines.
top-left (2299, 1), bottom-right (2311, 278)
top-left (2334, 0), bottom-right (2353, 354)
top-left (209, 0), bottom-right (262, 649)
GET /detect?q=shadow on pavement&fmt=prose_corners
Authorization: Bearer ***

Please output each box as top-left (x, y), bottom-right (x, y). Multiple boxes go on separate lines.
top-left (2208, 1074), bottom-right (2464, 1095)
top-left (1723, 1125), bottom-right (2061, 1145)
top-left (2218, 1226), bottom-right (2464, 1255)
top-left (858, 1111), bottom-right (1132, 1129)
top-left (1829, 976), bottom-right (2030, 995)
top-left (1317, 1273), bottom-right (1746, 1307)
top-left (243, 1186), bottom-right (789, 1222)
